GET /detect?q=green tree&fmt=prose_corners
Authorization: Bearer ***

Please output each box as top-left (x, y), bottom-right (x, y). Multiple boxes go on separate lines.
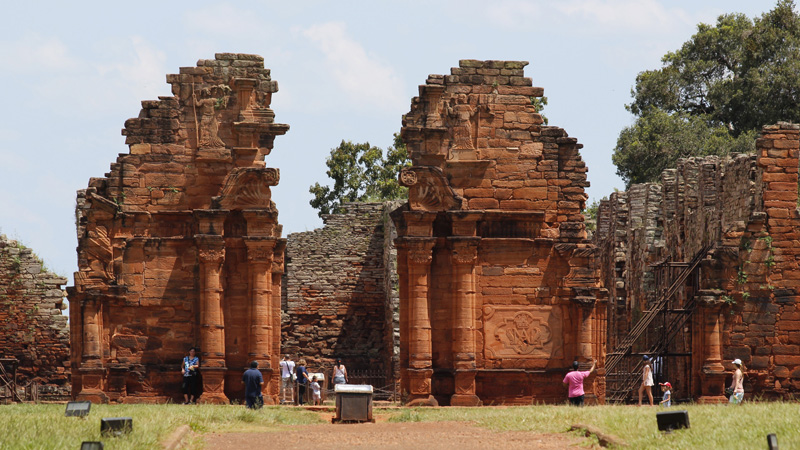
top-left (309, 133), bottom-right (410, 216)
top-left (614, 0), bottom-right (800, 187)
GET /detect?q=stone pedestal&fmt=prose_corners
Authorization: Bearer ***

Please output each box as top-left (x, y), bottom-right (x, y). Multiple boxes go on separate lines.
top-left (698, 301), bottom-right (727, 403)
top-left (406, 368), bottom-right (438, 406)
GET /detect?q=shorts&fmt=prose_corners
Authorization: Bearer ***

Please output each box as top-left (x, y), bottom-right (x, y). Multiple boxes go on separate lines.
top-left (333, 376), bottom-right (346, 385)
top-left (729, 392), bottom-right (744, 404)
top-left (182, 375), bottom-right (199, 396)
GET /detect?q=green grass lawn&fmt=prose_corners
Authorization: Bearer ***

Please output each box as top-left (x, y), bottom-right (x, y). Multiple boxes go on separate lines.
top-left (1, 402), bottom-right (797, 449)
top-left (0, 403), bottom-right (323, 450)
top-left (388, 402), bottom-right (800, 449)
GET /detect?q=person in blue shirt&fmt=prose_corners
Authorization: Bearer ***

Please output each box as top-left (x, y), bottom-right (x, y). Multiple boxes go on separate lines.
top-left (659, 381), bottom-right (672, 407)
top-left (181, 347), bottom-right (200, 404)
top-left (295, 359), bottom-right (311, 405)
top-left (242, 360), bottom-right (264, 409)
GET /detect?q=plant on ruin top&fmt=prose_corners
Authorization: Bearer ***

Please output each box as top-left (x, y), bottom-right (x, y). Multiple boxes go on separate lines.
top-left (309, 133), bottom-right (410, 217)
top-left (612, 0), bottom-right (800, 187)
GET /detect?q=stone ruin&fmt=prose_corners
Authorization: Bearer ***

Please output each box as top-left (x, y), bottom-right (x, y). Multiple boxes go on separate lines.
top-left (392, 60), bottom-right (607, 405)
top-left (596, 123), bottom-right (800, 401)
top-left (0, 234), bottom-right (70, 400)
top-left (282, 202), bottom-right (400, 387)
top-left (68, 54), bottom-right (287, 403)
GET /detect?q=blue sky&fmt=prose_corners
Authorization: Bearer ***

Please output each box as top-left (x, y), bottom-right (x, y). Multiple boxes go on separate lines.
top-left (0, 1), bottom-right (781, 281)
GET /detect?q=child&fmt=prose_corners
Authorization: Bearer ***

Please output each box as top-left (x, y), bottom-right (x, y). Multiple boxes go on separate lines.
top-left (311, 376), bottom-right (322, 406)
top-left (659, 381), bottom-right (672, 407)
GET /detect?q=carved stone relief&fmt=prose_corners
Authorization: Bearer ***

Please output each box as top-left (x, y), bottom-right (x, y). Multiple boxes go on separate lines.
top-left (483, 305), bottom-right (563, 361)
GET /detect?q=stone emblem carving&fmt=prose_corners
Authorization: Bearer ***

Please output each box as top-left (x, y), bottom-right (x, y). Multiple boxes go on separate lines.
top-left (400, 166), bottom-right (463, 212)
top-left (483, 305), bottom-right (562, 363)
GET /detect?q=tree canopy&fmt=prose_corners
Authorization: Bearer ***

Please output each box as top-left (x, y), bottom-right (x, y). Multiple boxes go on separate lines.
top-left (613, 0), bottom-right (800, 187)
top-left (309, 133), bottom-right (410, 217)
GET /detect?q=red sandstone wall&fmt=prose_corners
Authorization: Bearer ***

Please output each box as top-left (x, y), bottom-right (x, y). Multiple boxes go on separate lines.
top-left (596, 122), bottom-right (800, 401)
top-left (69, 54), bottom-right (287, 404)
top-left (394, 60), bottom-right (607, 406)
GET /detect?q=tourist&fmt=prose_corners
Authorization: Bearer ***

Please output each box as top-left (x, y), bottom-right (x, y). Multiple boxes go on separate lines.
top-left (311, 376), bottom-right (322, 406)
top-left (332, 358), bottom-right (348, 386)
top-left (296, 359), bottom-right (310, 405)
top-left (562, 359), bottom-right (596, 406)
top-left (242, 360), bottom-right (264, 409)
top-left (181, 347), bottom-right (200, 404)
top-left (659, 381), bottom-right (672, 407)
top-left (279, 354), bottom-right (295, 404)
top-left (729, 358), bottom-right (745, 405)
top-left (638, 355), bottom-right (654, 406)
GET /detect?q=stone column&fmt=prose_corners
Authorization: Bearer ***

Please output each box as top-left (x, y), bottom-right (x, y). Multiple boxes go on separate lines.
top-left (197, 236), bottom-right (228, 403)
top-left (698, 298), bottom-right (727, 403)
top-left (245, 238), bottom-right (276, 404)
top-left (406, 238), bottom-right (437, 406)
top-left (76, 293), bottom-right (108, 403)
top-left (449, 238), bottom-right (481, 406)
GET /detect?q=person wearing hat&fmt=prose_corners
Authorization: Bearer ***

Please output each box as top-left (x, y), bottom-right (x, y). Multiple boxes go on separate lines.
top-left (638, 355), bottom-right (654, 406)
top-left (658, 381), bottom-right (672, 407)
top-left (729, 358), bottom-right (745, 404)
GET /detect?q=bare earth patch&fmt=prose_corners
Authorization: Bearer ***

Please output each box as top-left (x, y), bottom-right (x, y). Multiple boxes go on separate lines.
top-left (202, 419), bottom-right (588, 449)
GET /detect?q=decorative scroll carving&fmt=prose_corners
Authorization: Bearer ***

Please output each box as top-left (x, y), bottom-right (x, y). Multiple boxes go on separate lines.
top-left (198, 248), bottom-right (225, 264)
top-left (483, 305), bottom-right (563, 362)
top-left (400, 166), bottom-right (463, 212)
top-left (407, 240), bottom-right (435, 265)
top-left (212, 167), bottom-right (279, 210)
top-left (451, 240), bottom-right (478, 265)
top-left (84, 226), bottom-right (113, 281)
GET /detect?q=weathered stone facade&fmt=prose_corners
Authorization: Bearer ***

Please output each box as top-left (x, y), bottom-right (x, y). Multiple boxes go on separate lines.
top-left (596, 123), bottom-right (800, 401)
top-left (282, 202), bottom-right (399, 383)
top-left (393, 60), bottom-right (607, 406)
top-left (68, 54), bottom-right (287, 404)
top-left (0, 235), bottom-right (69, 397)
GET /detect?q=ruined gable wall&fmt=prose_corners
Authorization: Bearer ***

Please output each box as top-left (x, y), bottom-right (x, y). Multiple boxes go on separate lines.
top-left (0, 235), bottom-right (69, 396)
top-left (396, 60), bottom-right (606, 406)
top-left (282, 202), bottom-right (398, 384)
top-left (69, 54), bottom-right (287, 404)
top-left (596, 123), bottom-right (800, 399)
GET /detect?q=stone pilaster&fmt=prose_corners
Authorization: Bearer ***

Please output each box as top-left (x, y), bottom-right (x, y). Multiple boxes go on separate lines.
top-left (196, 236), bottom-right (228, 403)
top-left (405, 237), bottom-right (437, 406)
top-left (449, 237), bottom-right (481, 406)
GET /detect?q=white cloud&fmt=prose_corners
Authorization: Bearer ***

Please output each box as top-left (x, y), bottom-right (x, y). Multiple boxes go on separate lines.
top-left (94, 36), bottom-right (167, 102)
top-left (556, 0), bottom-right (692, 34)
top-left (0, 33), bottom-right (78, 72)
top-left (301, 22), bottom-right (406, 112)
top-left (182, 3), bottom-right (273, 41)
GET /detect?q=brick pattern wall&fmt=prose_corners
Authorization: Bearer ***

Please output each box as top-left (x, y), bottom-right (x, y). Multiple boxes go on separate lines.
top-left (595, 122), bottom-right (800, 399)
top-left (0, 234), bottom-right (69, 396)
top-left (282, 202), bottom-right (398, 384)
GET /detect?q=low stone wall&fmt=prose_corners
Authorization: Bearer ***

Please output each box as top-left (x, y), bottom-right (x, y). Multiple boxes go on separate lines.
top-left (0, 234), bottom-right (69, 397)
top-left (281, 202), bottom-right (399, 385)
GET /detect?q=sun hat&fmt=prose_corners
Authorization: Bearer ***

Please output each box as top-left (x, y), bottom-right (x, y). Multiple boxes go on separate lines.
top-left (659, 381), bottom-right (672, 388)
top-left (732, 358), bottom-right (742, 365)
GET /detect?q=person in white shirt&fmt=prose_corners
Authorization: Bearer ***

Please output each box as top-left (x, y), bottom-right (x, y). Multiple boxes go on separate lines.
top-left (311, 376), bottom-right (322, 406)
top-left (279, 354), bottom-right (295, 404)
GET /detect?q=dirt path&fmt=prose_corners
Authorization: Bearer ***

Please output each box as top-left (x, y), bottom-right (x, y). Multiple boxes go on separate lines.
top-left (202, 420), bottom-right (589, 449)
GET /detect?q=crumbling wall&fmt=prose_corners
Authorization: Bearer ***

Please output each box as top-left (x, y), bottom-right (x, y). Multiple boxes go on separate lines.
top-left (596, 123), bottom-right (800, 400)
top-left (0, 234), bottom-right (69, 397)
top-left (282, 202), bottom-right (398, 384)
top-left (69, 53), bottom-right (288, 404)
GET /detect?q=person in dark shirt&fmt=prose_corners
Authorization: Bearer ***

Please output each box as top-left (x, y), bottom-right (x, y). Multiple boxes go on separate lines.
top-left (295, 359), bottom-right (310, 405)
top-left (242, 360), bottom-right (264, 409)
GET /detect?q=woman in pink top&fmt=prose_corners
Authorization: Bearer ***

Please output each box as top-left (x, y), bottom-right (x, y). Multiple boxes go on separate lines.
top-left (563, 359), bottom-right (596, 406)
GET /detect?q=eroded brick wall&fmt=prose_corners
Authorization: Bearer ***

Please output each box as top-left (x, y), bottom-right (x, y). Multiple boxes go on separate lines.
top-left (282, 202), bottom-right (399, 384)
top-left (0, 235), bottom-right (69, 396)
top-left (596, 123), bottom-right (800, 400)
